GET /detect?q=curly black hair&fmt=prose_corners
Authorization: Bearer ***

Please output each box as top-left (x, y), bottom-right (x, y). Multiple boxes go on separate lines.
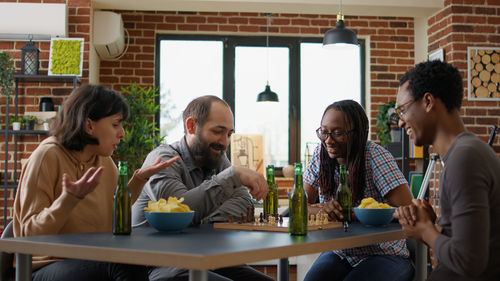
top-left (399, 60), bottom-right (463, 112)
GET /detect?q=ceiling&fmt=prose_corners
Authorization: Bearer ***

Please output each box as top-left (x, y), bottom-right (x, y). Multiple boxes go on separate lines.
top-left (92, 0), bottom-right (444, 18)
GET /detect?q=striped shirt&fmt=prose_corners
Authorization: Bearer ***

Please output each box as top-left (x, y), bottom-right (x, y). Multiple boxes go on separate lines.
top-left (303, 140), bottom-right (409, 266)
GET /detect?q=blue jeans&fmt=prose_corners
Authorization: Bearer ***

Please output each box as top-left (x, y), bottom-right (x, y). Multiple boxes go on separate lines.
top-left (32, 259), bottom-right (149, 281)
top-left (149, 265), bottom-right (274, 281)
top-left (304, 252), bottom-right (414, 281)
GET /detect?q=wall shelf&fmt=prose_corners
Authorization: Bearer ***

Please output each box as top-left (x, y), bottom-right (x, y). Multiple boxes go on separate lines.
top-left (2, 75), bottom-right (80, 228)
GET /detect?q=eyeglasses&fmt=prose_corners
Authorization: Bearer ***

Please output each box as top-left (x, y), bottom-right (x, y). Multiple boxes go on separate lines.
top-left (316, 128), bottom-right (351, 141)
top-left (395, 100), bottom-right (416, 120)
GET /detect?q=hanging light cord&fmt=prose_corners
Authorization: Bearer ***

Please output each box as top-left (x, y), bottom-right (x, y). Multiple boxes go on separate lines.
top-left (339, 0), bottom-right (343, 14)
top-left (266, 14), bottom-right (270, 85)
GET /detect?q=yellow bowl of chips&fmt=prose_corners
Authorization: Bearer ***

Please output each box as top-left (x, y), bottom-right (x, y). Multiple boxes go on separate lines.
top-left (144, 197), bottom-right (194, 232)
top-left (354, 197), bottom-right (395, 227)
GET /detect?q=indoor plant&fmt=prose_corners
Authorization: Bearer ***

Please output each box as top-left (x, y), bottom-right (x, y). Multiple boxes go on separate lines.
top-left (375, 101), bottom-right (399, 146)
top-left (9, 116), bottom-right (22, 130)
top-left (113, 83), bottom-right (165, 176)
top-left (23, 115), bottom-right (37, 130)
top-left (1, 52), bottom-right (16, 128)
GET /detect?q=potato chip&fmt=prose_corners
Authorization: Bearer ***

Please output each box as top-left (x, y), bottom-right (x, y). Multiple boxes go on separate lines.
top-left (144, 197), bottom-right (192, 212)
top-left (357, 197), bottom-right (392, 209)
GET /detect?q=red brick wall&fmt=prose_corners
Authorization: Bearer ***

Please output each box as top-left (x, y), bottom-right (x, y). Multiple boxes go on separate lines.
top-left (1, 8), bottom-right (415, 228)
top-left (428, 0), bottom-right (500, 153)
top-left (0, 0), bottom-right (91, 228)
top-left (100, 11), bottom-right (415, 141)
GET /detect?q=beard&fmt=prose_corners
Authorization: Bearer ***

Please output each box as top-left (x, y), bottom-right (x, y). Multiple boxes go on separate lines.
top-left (190, 131), bottom-right (226, 170)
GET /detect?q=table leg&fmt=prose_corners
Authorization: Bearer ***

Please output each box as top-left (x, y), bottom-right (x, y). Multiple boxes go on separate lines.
top-left (278, 258), bottom-right (289, 281)
top-left (189, 269), bottom-right (208, 281)
top-left (414, 241), bottom-right (428, 281)
top-left (15, 253), bottom-right (32, 281)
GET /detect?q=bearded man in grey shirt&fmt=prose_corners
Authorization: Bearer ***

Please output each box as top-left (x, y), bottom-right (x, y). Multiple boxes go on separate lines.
top-left (132, 95), bottom-right (273, 281)
top-left (394, 61), bottom-right (500, 281)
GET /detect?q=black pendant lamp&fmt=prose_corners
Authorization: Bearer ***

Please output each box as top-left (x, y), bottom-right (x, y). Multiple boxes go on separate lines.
top-left (257, 82), bottom-right (279, 102)
top-left (257, 14), bottom-right (279, 102)
top-left (323, 0), bottom-right (358, 48)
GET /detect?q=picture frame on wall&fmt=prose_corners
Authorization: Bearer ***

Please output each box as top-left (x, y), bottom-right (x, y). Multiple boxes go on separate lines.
top-left (429, 48), bottom-right (444, 62)
top-left (467, 46), bottom-right (500, 100)
top-left (48, 37), bottom-right (84, 77)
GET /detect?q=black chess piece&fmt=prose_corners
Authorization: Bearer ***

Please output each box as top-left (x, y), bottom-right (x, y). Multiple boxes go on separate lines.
top-left (259, 212), bottom-right (264, 223)
top-left (343, 221), bottom-right (349, 232)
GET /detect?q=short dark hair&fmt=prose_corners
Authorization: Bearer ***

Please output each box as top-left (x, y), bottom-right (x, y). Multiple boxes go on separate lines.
top-left (51, 84), bottom-right (129, 151)
top-left (318, 100), bottom-right (368, 204)
top-left (400, 60), bottom-right (463, 111)
top-left (182, 95), bottom-right (230, 133)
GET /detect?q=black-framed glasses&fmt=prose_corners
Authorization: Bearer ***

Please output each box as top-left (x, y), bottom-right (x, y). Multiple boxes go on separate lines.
top-left (395, 100), bottom-right (416, 120)
top-left (316, 128), bottom-right (351, 141)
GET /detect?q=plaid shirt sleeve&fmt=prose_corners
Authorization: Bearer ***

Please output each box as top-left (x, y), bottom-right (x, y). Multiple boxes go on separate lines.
top-left (365, 141), bottom-right (408, 198)
top-left (303, 144), bottom-right (321, 189)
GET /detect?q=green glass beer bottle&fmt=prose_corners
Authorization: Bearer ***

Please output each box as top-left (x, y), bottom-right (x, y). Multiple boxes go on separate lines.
top-left (337, 165), bottom-right (352, 227)
top-left (289, 163), bottom-right (308, 236)
top-left (113, 161), bottom-right (131, 235)
top-left (263, 165), bottom-right (278, 220)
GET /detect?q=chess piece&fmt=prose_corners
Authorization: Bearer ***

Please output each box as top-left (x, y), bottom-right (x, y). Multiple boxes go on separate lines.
top-left (259, 212), bottom-right (264, 223)
top-left (343, 221), bottom-right (349, 232)
top-left (315, 213), bottom-right (321, 225)
top-left (247, 207), bottom-right (252, 222)
top-left (279, 215), bottom-right (283, 224)
top-left (323, 214), bottom-right (329, 225)
top-left (228, 214), bottom-right (233, 223)
top-left (251, 205), bottom-right (255, 221)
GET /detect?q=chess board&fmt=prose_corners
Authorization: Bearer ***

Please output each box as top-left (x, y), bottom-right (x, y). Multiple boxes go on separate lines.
top-left (213, 217), bottom-right (342, 232)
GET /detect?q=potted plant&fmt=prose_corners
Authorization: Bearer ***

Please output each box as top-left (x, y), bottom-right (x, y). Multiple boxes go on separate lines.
top-left (113, 83), bottom-right (165, 176)
top-left (1, 52), bottom-right (16, 128)
top-left (9, 116), bottom-right (22, 130)
top-left (375, 101), bottom-right (399, 147)
top-left (23, 115), bottom-right (37, 131)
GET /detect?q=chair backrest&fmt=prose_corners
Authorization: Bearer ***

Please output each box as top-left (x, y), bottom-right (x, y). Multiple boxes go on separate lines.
top-left (0, 221), bottom-right (15, 281)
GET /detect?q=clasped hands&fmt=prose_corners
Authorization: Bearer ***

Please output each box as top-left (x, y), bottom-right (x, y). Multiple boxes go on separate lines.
top-left (393, 199), bottom-right (438, 241)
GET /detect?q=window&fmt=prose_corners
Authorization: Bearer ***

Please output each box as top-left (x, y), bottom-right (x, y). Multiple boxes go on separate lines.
top-left (300, 42), bottom-right (361, 161)
top-left (235, 46), bottom-right (289, 167)
top-left (158, 40), bottom-right (223, 143)
top-left (156, 35), bottom-right (365, 166)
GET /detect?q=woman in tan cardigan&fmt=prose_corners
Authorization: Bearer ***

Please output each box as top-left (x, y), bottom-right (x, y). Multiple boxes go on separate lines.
top-left (13, 84), bottom-right (178, 281)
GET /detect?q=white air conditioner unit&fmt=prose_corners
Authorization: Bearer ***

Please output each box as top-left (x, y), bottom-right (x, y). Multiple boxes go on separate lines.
top-left (93, 11), bottom-right (125, 60)
top-left (0, 3), bottom-right (67, 41)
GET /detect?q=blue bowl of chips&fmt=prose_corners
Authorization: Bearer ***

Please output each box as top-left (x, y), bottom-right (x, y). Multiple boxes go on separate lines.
top-left (145, 211), bottom-right (194, 232)
top-left (353, 207), bottom-right (396, 226)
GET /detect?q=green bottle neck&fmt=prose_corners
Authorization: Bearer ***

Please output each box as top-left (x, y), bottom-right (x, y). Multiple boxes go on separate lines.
top-left (118, 161), bottom-right (128, 176)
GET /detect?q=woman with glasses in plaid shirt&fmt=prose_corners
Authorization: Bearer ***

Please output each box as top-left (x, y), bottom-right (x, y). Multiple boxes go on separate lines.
top-left (303, 100), bottom-right (414, 281)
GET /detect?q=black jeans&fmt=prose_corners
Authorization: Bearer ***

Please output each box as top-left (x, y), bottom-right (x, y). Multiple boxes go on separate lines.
top-left (149, 265), bottom-right (275, 281)
top-left (32, 259), bottom-right (149, 281)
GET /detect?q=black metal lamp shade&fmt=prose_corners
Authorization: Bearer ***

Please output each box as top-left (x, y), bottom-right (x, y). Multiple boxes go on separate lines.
top-left (21, 40), bottom-right (39, 75)
top-left (323, 18), bottom-right (358, 47)
top-left (257, 84), bottom-right (279, 102)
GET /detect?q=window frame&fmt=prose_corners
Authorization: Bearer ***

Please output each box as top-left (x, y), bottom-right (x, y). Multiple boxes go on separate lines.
top-left (155, 34), bottom-right (366, 164)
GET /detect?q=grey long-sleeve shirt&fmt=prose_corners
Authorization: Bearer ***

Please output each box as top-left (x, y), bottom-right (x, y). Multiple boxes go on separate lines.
top-left (433, 132), bottom-right (500, 280)
top-left (132, 137), bottom-right (253, 226)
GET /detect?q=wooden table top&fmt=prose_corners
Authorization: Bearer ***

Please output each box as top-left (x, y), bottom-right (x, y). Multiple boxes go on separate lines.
top-left (0, 223), bottom-right (405, 270)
